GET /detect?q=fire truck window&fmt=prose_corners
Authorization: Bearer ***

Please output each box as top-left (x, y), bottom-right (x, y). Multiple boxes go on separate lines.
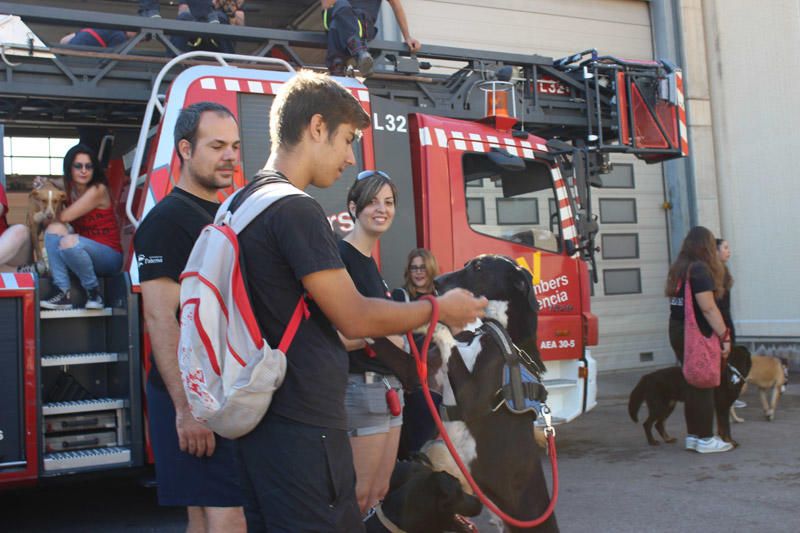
top-left (463, 153), bottom-right (560, 253)
top-left (239, 93), bottom-right (276, 180)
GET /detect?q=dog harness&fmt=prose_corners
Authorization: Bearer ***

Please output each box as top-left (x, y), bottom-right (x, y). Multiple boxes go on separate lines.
top-left (442, 319), bottom-right (548, 421)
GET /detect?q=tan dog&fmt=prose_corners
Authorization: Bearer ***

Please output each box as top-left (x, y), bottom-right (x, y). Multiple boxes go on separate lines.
top-left (731, 354), bottom-right (788, 422)
top-left (27, 177), bottom-right (67, 266)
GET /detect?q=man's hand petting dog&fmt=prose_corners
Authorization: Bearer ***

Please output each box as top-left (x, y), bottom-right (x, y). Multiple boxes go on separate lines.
top-left (436, 288), bottom-right (488, 330)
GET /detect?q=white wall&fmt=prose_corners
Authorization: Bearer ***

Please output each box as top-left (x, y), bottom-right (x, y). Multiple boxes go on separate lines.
top-left (703, 0), bottom-right (800, 340)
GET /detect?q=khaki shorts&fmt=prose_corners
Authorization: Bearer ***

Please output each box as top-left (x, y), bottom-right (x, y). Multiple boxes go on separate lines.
top-left (345, 373), bottom-right (404, 437)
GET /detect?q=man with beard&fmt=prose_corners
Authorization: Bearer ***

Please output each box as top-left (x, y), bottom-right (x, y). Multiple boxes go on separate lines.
top-left (134, 102), bottom-right (246, 533)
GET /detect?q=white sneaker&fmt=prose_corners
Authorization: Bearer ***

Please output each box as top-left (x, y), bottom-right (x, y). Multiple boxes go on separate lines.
top-left (695, 436), bottom-right (733, 454)
top-left (733, 399), bottom-right (747, 408)
top-left (685, 435), bottom-right (698, 451)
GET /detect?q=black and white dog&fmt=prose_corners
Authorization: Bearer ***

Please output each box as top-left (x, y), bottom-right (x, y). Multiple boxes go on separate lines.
top-left (426, 255), bottom-right (558, 533)
top-left (370, 255), bottom-right (557, 531)
top-left (364, 459), bottom-right (482, 533)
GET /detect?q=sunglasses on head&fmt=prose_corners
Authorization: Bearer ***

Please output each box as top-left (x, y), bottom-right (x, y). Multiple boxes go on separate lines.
top-left (356, 170), bottom-right (392, 181)
top-left (72, 163), bottom-right (94, 171)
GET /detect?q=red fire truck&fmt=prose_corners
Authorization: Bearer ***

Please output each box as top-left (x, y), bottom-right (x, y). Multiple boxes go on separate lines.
top-left (0, 13), bottom-right (687, 487)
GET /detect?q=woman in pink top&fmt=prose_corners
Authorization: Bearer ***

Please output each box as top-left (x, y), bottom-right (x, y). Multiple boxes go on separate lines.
top-left (40, 144), bottom-right (122, 310)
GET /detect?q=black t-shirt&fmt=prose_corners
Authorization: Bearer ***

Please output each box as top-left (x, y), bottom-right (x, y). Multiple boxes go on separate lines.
top-left (669, 262), bottom-right (715, 337)
top-left (134, 188), bottom-right (219, 389)
top-left (239, 188), bottom-right (348, 430)
top-left (338, 240), bottom-right (393, 375)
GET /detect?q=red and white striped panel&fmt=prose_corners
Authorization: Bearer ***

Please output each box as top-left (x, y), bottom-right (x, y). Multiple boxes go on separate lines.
top-left (550, 167), bottom-right (578, 247)
top-left (197, 77), bottom-right (370, 103)
top-left (675, 70), bottom-right (688, 156)
top-left (0, 272), bottom-right (35, 291)
top-left (418, 126), bottom-right (548, 156)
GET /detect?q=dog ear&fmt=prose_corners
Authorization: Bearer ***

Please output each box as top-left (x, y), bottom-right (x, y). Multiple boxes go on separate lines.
top-left (515, 267), bottom-right (538, 313)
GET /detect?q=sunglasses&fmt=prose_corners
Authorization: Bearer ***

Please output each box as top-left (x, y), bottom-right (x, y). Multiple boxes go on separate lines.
top-left (409, 265), bottom-right (427, 273)
top-left (357, 170), bottom-right (392, 181)
top-left (72, 163), bottom-right (94, 171)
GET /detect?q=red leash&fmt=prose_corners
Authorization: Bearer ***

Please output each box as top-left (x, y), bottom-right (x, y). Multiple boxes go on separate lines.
top-left (409, 295), bottom-right (558, 529)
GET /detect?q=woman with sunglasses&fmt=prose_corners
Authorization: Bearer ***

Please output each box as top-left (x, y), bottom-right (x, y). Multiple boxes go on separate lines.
top-left (391, 248), bottom-right (443, 459)
top-left (40, 144), bottom-right (122, 310)
top-left (337, 170), bottom-right (406, 514)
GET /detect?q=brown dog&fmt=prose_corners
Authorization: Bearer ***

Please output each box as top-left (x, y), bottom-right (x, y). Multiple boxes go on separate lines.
top-left (730, 354), bottom-right (788, 422)
top-left (27, 177), bottom-right (67, 266)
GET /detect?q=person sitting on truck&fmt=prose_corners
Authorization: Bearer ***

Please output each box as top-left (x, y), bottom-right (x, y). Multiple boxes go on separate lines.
top-left (169, 0), bottom-right (243, 54)
top-left (233, 70), bottom-right (487, 531)
top-left (60, 29), bottom-right (137, 48)
top-left (390, 248), bottom-right (443, 460)
top-left (40, 145), bottom-right (122, 310)
top-left (139, 0), bottom-right (244, 23)
top-left (0, 182), bottom-right (32, 272)
top-left (321, 0), bottom-right (421, 76)
top-left (337, 170), bottom-right (407, 513)
top-left (134, 102), bottom-right (246, 533)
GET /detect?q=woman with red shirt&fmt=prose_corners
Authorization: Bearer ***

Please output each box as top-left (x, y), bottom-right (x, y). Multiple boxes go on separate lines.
top-left (0, 182), bottom-right (32, 271)
top-left (40, 144), bottom-right (122, 310)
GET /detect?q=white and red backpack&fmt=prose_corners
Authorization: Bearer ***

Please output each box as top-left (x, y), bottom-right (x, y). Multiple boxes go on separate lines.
top-left (178, 176), bottom-right (308, 439)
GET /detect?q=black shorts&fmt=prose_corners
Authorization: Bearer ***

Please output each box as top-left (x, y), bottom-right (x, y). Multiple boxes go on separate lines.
top-left (146, 381), bottom-right (244, 507)
top-left (236, 412), bottom-right (363, 532)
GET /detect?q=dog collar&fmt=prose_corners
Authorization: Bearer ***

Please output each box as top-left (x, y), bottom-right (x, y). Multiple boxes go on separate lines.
top-left (375, 503), bottom-right (407, 533)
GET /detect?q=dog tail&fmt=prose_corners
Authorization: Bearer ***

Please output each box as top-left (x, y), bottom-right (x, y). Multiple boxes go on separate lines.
top-left (628, 378), bottom-right (646, 423)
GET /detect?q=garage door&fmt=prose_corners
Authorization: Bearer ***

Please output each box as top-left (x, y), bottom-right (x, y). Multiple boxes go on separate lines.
top-left (405, 0), bottom-right (673, 370)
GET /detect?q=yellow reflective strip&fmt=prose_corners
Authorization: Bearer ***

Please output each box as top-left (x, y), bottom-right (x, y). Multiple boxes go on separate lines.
top-left (323, 10), bottom-right (329, 31)
top-left (358, 19), bottom-right (363, 38)
top-left (515, 253), bottom-right (541, 286)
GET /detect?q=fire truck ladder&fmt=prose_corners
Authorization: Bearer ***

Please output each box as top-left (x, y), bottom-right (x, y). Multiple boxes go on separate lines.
top-left (0, 1), bottom-right (686, 159)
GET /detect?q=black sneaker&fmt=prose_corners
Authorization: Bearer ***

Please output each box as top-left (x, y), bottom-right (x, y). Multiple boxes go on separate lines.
top-left (356, 50), bottom-right (374, 77)
top-left (41, 289), bottom-right (71, 310)
top-left (85, 288), bottom-right (104, 310)
top-left (16, 262), bottom-right (44, 275)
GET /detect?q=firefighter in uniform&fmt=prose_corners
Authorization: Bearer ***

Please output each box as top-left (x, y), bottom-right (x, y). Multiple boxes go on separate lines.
top-left (322, 0), bottom-right (421, 77)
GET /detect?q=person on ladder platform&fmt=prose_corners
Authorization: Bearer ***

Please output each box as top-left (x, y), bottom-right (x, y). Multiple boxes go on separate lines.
top-left (321, 0), bottom-right (421, 77)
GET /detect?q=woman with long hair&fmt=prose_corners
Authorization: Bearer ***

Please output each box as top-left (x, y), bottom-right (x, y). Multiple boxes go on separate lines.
top-left (40, 144), bottom-right (122, 310)
top-left (391, 248), bottom-right (442, 459)
top-left (715, 238), bottom-right (735, 343)
top-left (392, 248), bottom-right (439, 301)
top-left (337, 170), bottom-right (405, 513)
top-left (666, 226), bottom-right (732, 453)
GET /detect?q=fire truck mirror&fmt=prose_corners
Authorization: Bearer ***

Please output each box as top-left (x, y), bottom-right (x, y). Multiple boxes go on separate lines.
top-left (488, 147), bottom-right (525, 172)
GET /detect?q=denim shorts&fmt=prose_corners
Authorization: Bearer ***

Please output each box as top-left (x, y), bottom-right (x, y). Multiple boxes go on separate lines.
top-left (345, 373), bottom-right (404, 437)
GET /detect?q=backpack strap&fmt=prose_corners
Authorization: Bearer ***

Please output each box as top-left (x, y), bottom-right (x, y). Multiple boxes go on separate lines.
top-left (172, 191), bottom-right (215, 223)
top-left (216, 172), bottom-right (308, 233)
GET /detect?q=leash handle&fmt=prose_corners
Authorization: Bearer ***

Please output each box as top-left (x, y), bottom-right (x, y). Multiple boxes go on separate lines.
top-left (406, 296), bottom-right (559, 529)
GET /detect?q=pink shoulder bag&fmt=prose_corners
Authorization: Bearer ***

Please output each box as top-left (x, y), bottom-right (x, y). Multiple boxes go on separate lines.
top-left (682, 278), bottom-right (721, 388)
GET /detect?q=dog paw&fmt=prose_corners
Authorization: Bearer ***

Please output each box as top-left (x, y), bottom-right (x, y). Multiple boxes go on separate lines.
top-left (431, 323), bottom-right (457, 364)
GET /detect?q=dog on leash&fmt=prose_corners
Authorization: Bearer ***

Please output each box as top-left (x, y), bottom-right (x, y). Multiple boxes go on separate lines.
top-left (429, 255), bottom-right (557, 532)
top-left (27, 177), bottom-right (67, 266)
top-left (364, 459), bottom-right (482, 533)
top-left (628, 346), bottom-right (752, 447)
top-left (370, 255), bottom-right (555, 531)
top-left (730, 354), bottom-right (788, 422)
